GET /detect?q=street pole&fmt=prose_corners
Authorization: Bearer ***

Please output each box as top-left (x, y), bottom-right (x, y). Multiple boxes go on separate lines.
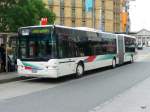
top-left (5, 36), bottom-right (8, 72)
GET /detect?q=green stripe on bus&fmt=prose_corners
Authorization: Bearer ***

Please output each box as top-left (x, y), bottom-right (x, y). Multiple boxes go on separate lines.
top-left (96, 54), bottom-right (116, 61)
top-left (22, 62), bottom-right (38, 68)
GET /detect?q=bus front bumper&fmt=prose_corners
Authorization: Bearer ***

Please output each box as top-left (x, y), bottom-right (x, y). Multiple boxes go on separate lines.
top-left (17, 68), bottom-right (59, 78)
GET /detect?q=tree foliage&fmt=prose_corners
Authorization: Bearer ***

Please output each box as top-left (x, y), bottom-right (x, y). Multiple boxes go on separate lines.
top-left (0, 0), bottom-right (56, 32)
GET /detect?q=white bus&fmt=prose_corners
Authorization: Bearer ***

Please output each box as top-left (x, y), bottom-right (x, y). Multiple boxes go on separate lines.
top-left (17, 25), bottom-right (136, 78)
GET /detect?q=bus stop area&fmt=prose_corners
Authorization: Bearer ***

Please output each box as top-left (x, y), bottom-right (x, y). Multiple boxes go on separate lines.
top-left (0, 33), bottom-right (17, 72)
top-left (0, 33), bottom-right (19, 83)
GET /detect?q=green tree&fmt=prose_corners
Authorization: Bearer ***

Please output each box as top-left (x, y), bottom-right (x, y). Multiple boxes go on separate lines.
top-left (0, 0), bottom-right (56, 32)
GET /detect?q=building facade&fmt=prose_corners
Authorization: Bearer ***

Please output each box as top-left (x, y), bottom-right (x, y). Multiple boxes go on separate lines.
top-left (120, 0), bottom-right (131, 33)
top-left (43, 0), bottom-right (126, 32)
top-left (100, 0), bottom-right (121, 32)
top-left (134, 29), bottom-right (150, 46)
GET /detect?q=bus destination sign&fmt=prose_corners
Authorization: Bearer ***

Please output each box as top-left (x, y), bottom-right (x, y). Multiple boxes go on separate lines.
top-left (31, 28), bottom-right (50, 34)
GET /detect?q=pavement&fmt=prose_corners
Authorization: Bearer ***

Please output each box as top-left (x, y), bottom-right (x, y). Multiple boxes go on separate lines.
top-left (91, 74), bottom-right (150, 112)
top-left (0, 72), bottom-right (21, 84)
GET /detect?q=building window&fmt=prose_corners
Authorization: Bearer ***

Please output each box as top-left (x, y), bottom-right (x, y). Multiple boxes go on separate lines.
top-left (60, 18), bottom-right (64, 25)
top-left (60, 0), bottom-right (64, 8)
top-left (82, 20), bottom-right (86, 26)
top-left (60, 0), bottom-right (64, 24)
top-left (48, 0), bottom-right (53, 5)
top-left (72, 20), bottom-right (75, 27)
top-left (82, 0), bottom-right (86, 27)
top-left (72, 8), bottom-right (75, 17)
top-left (71, 0), bottom-right (75, 8)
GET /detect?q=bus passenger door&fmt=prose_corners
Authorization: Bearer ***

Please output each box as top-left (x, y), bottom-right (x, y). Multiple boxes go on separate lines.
top-left (117, 35), bottom-right (124, 64)
top-left (57, 33), bottom-right (74, 76)
top-left (58, 59), bottom-right (73, 76)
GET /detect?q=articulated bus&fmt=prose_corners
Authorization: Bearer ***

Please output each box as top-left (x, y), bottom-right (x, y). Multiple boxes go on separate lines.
top-left (17, 25), bottom-right (136, 78)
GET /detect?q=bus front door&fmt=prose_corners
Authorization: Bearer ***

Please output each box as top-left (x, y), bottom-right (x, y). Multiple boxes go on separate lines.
top-left (58, 58), bottom-right (75, 77)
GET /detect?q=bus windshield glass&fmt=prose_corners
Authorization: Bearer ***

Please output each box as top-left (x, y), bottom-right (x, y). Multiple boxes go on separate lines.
top-left (18, 27), bottom-right (57, 61)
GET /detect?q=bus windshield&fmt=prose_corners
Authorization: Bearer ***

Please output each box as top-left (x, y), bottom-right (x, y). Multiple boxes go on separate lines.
top-left (18, 28), bottom-right (57, 61)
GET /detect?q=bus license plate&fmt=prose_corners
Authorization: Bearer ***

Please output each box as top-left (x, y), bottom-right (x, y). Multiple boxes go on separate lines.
top-left (32, 69), bottom-right (37, 73)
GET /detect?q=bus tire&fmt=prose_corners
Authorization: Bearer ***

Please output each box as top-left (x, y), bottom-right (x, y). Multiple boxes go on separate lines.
top-left (112, 58), bottom-right (116, 68)
top-left (75, 63), bottom-right (84, 78)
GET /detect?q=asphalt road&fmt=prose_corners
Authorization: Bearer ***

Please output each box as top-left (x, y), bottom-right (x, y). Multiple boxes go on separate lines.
top-left (0, 48), bottom-right (150, 112)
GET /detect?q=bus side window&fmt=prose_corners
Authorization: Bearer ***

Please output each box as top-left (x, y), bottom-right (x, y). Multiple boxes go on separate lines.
top-left (68, 39), bottom-right (78, 57)
top-left (58, 33), bottom-right (69, 58)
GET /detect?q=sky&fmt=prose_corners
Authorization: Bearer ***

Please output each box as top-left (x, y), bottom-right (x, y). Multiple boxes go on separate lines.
top-left (130, 0), bottom-right (150, 31)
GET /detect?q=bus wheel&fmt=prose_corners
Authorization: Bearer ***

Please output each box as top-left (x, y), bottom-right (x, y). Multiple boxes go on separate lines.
top-left (112, 59), bottom-right (116, 68)
top-left (75, 63), bottom-right (84, 78)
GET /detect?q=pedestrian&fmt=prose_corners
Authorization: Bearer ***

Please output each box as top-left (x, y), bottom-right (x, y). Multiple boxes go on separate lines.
top-left (0, 44), bottom-right (6, 72)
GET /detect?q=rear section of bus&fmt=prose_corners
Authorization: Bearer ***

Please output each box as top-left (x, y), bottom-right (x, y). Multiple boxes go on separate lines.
top-left (116, 34), bottom-right (136, 64)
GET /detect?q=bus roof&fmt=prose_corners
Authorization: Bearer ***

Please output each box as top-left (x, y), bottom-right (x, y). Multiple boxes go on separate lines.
top-left (19, 25), bottom-right (118, 37)
top-left (117, 34), bottom-right (136, 39)
top-left (19, 25), bottom-right (100, 32)
top-left (19, 25), bottom-right (54, 29)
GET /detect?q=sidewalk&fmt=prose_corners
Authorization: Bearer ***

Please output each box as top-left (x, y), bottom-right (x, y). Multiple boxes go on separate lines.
top-left (91, 77), bottom-right (150, 112)
top-left (0, 72), bottom-right (20, 83)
